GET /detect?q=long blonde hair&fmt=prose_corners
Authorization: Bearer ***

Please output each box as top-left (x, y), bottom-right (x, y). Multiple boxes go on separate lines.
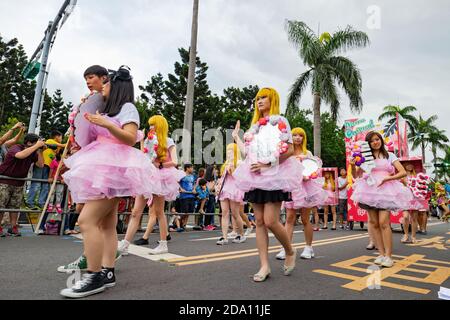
top-left (149, 115), bottom-right (169, 161)
top-left (323, 172), bottom-right (336, 192)
top-left (251, 88), bottom-right (281, 125)
top-left (292, 127), bottom-right (308, 155)
top-left (221, 143), bottom-right (240, 176)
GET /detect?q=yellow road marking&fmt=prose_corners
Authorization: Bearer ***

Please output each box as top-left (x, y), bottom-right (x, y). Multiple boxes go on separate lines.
top-left (171, 234), bottom-right (369, 267)
top-left (314, 254), bottom-right (450, 295)
top-left (312, 270), bottom-right (431, 295)
top-left (166, 233), bottom-right (368, 263)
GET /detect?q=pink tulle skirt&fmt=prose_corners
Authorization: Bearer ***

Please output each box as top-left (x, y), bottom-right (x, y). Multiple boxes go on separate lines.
top-left (284, 179), bottom-right (328, 210)
top-left (219, 174), bottom-right (245, 203)
top-left (234, 157), bottom-right (304, 193)
top-left (351, 175), bottom-right (413, 211)
top-left (323, 189), bottom-right (338, 206)
top-left (63, 140), bottom-right (158, 204)
top-left (408, 198), bottom-right (429, 211)
top-left (152, 167), bottom-right (186, 201)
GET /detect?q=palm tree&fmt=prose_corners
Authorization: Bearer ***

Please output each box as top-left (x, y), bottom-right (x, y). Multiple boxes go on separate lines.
top-left (285, 21), bottom-right (370, 157)
top-left (429, 129), bottom-right (449, 165)
top-left (435, 147), bottom-right (450, 180)
top-left (378, 105), bottom-right (419, 136)
top-left (409, 115), bottom-right (440, 163)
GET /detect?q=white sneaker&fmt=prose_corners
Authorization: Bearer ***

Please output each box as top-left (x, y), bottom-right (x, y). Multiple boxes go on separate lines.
top-left (232, 235), bottom-right (247, 244)
top-left (37, 229), bottom-right (45, 235)
top-left (381, 256), bottom-right (394, 268)
top-left (227, 231), bottom-right (238, 239)
top-left (244, 227), bottom-right (254, 237)
top-left (276, 249), bottom-right (286, 260)
top-left (300, 247), bottom-right (315, 259)
top-left (216, 237), bottom-right (229, 245)
top-left (148, 241), bottom-right (168, 255)
top-left (374, 255), bottom-right (385, 265)
top-left (118, 240), bottom-right (130, 256)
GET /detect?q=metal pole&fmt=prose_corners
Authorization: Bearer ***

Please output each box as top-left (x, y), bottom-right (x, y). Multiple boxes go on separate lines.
top-left (35, 64), bottom-right (51, 136)
top-left (182, 0), bottom-right (199, 163)
top-left (28, 0), bottom-right (75, 134)
top-left (29, 22), bottom-right (53, 134)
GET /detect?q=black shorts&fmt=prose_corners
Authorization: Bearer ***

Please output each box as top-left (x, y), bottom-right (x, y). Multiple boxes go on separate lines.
top-left (180, 198), bottom-right (195, 214)
top-left (244, 189), bottom-right (291, 204)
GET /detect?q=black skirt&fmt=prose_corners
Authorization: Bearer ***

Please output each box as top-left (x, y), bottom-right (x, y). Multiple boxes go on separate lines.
top-left (244, 189), bottom-right (291, 204)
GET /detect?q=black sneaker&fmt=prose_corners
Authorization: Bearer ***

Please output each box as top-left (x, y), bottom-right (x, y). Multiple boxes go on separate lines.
top-left (134, 238), bottom-right (149, 246)
top-left (166, 234), bottom-right (172, 241)
top-left (101, 268), bottom-right (116, 288)
top-left (60, 272), bottom-right (105, 299)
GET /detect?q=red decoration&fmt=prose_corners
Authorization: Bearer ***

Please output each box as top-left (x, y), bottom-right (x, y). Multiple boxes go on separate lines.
top-left (259, 118), bottom-right (268, 126)
top-left (278, 122), bottom-right (287, 131)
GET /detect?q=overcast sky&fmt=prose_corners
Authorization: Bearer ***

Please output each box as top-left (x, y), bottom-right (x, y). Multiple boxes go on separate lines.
top-left (1, 0), bottom-right (449, 162)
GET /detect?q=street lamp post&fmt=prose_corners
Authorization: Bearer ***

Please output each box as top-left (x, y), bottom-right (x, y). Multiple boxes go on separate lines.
top-left (27, 0), bottom-right (77, 135)
top-left (182, 0), bottom-right (199, 164)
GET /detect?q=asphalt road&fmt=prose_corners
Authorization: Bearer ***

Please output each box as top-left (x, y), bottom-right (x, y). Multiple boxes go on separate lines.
top-left (0, 219), bottom-right (449, 300)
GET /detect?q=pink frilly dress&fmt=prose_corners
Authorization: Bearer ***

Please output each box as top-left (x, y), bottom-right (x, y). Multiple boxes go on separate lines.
top-left (284, 160), bottom-right (328, 210)
top-left (63, 117), bottom-right (158, 204)
top-left (234, 156), bottom-right (304, 194)
top-left (322, 183), bottom-right (338, 206)
top-left (218, 168), bottom-right (245, 203)
top-left (150, 139), bottom-right (185, 201)
top-left (351, 157), bottom-right (413, 211)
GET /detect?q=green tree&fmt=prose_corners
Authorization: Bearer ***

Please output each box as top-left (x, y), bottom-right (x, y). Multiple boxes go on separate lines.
top-left (378, 105), bottom-right (419, 136)
top-left (218, 85), bottom-right (259, 131)
top-left (39, 89), bottom-right (70, 138)
top-left (0, 36), bottom-right (35, 125)
top-left (287, 110), bottom-right (346, 168)
top-left (428, 129), bottom-right (449, 165)
top-left (285, 21), bottom-right (369, 157)
top-left (434, 147), bottom-right (450, 180)
top-left (409, 115), bottom-right (440, 163)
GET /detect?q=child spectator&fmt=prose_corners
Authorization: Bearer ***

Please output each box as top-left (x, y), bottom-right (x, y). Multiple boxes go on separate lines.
top-left (195, 178), bottom-right (209, 228)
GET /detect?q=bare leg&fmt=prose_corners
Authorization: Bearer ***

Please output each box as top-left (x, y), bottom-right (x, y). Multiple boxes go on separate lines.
top-left (78, 199), bottom-right (119, 272)
top-left (263, 202), bottom-right (295, 267)
top-left (253, 203), bottom-right (270, 275)
top-left (313, 207), bottom-right (319, 228)
top-left (285, 209), bottom-right (297, 243)
top-left (124, 196), bottom-right (147, 243)
top-left (402, 211), bottom-right (410, 242)
top-left (379, 210), bottom-right (393, 258)
top-left (323, 206), bottom-right (329, 227)
top-left (368, 210), bottom-right (385, 256)
top-left (153, 195), bottom-right (168, 241)
top-left (301, 208), bottom-right (314, 246)
top-left (142, 206), bottom-right (157, 240)
top-left (331, 205), bottom-right (337, 229)
top-left (101, 200), bottom-right (120, 268)
top-left (220, 200), bottom-right (231, 240)
top-left (411, 211), bottom-right (418, 242)
top-left (230, 201), bottom-right (244, 236)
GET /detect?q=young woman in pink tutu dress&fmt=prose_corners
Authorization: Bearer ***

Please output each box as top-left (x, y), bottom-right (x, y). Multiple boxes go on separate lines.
top-left (401, 163), bottom-right (428, 244)
top-left (61, 67), bottom-right (157, 298)
top-left (233, 88), bottom-right (304, 282)
top-left (322, 171), bottom-right (338, 230)
top-left (216, 143), bottom-right (247, 245)
top-left (118, 115), bottom-right (185, 255)
top-left (277, 128), bottom-right (327, 261)
top-left (351, 131), bottom-right (412, 268)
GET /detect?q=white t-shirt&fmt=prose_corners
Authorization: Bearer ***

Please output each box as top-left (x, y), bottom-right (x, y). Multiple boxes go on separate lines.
top-left (338, 177), bottom-right (348, 200)
top-left (112, 103), bottom-right (140, 127)
top-left (388, 152), bottom-right (398, 164)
